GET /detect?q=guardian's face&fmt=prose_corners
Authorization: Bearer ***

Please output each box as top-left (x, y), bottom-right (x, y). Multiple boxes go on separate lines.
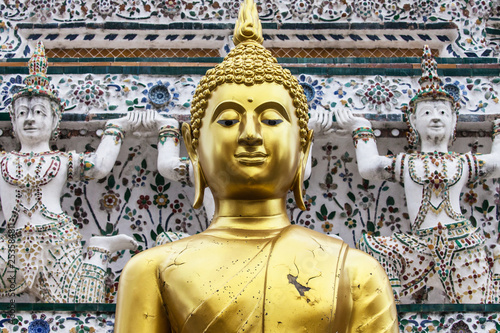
top-left (411, 99), bottom-right (455, 147)
top-left (12, 96), bottom-right (57, 146)
top-left (197, 82), bottom-right (302, 200)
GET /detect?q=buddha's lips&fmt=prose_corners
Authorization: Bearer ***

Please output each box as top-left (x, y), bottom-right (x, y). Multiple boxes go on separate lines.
top-left (234, 152), bottom-right (268, 165)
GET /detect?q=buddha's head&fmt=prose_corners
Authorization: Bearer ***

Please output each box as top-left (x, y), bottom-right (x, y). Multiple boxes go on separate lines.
top-left (182, 0), bottom-right (312, 210)
top-left (406, 45), bottom-right (459, 149)
top-left (10, 41), bottom-right (63, 144)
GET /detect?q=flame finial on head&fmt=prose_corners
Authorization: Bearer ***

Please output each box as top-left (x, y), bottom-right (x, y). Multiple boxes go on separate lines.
top-left (11, 41), bottom-right (63, 115)
top-left (233, 0), bottom-right (263, 46)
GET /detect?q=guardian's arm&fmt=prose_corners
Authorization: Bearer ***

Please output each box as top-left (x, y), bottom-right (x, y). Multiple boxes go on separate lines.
top-left (83, 112), bottom-right (141, 179)
top-left (153, 114), bottom-right (191, 184)
top-left (152, 113), bottom-right (216, 222)
top-left (334, 108), bottom-right (394, 181)
top-left (306, 111), bottom-right (336, 180)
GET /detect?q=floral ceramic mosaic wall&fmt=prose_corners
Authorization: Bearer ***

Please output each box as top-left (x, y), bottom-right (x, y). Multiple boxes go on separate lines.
top-left (0, 73), bottom-right (498, 118)
top-left (0, 72), bottom-right (498, 305)
top-left (0, 0), bottom-right (498, 58)
top-left (0, 0), bottom-right (498, 331)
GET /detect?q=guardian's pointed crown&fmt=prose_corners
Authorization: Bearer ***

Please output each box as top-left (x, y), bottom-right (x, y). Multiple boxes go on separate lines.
top-left (11, 41), bottom-right (63, 114)
top-left (408, 45), bottom-right (458, 114)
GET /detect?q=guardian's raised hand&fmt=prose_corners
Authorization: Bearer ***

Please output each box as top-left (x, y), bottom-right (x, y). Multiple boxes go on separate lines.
top-left (334, 106), bottom-right (371, 133)
top-left (139, 110), bottom-right (158, 131)
top-left (308, 110), bottom-right (335, 137)
top-left (106, 110), bottom-right (142, 134)
top-left (155, 112), bottom-right (179, 130)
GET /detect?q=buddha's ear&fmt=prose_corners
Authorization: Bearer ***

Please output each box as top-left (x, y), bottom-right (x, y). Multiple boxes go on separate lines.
top-left (292, 129), bottom-right (313, 211)
top-left (182, 122), bottom-right (207, 209)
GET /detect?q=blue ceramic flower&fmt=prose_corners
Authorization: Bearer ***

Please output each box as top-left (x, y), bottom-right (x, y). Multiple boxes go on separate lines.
top-left (28, 319), bottom-right (50, 333)
top-left (298, 74), bottom-right (324, 110)
top-left (142, 81), bottom-right (179, 112)
top-left (149, 84), bottom-right (170, 107)
top-left (444, 78), bottom-right (469, 104)
top-left (333, 85), bottom-right (346, 99)
top-left (443, 84), bottom-right (460, 102)
top-left (1, 75), bottom-right (23, 110)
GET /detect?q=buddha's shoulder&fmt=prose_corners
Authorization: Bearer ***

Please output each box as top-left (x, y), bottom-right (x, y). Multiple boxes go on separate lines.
top-left (344, 247), bottom-right (388, 280)
top-left (345, 246), bottom-right (381, 264)
top-left (281, 225), bottom-right (348, 251)
top-left (284, 226), bottom-right (383, 266)
top-left (122, 236), bottom-right (198, 271)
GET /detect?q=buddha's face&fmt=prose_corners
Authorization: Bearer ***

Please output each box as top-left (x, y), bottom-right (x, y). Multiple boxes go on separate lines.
top-left (196, 82), bottom-right (304, 200)
top-left (12, 96), bottom-right (58, 146)
top-left (411, 99), bottom-right (456, 147)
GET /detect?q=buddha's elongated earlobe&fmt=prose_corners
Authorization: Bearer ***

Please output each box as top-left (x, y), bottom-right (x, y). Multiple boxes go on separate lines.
top-left (191, 160), bottom-right (207, 209)
top-left (292, 129), bottom-right (313, 211)
top-left (182, 122), bottom-right (207, 209)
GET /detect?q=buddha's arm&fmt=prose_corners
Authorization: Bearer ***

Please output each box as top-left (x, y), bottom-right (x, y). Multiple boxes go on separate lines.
top-left (476, 118), bottom-right (500, 178)
top-left (346, 249), bottom-right (399, 333)
top-left (335, 108), bottom-right (394, 181)
top-left (115, 249), bottom-right (170, 333)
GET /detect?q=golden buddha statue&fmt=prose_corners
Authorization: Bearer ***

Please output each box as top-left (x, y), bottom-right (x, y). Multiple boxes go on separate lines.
top-left (115, 0), bottom-right (398, 331)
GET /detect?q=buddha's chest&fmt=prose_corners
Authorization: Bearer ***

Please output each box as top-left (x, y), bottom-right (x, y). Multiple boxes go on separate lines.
top-left (158, 239), bottom-right (340, 332)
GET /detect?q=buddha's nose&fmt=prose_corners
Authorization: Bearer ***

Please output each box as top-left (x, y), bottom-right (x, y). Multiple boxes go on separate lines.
top-left (238, 114), bottom-right (263, 146)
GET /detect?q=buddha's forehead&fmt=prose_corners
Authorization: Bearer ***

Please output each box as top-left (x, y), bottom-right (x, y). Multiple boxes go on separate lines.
top-left (205, 82), bottom-right (296, 117)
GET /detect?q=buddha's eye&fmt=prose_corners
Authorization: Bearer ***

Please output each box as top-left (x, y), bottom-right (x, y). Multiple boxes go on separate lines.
top-left (262, 119), bottom-right (283, 126)
top-left (217, 119), bottom-right (239, 127)
top-left (216, 109), bottom-right (240, 127)
top-left (260, 109), bottom-right (284, 126)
